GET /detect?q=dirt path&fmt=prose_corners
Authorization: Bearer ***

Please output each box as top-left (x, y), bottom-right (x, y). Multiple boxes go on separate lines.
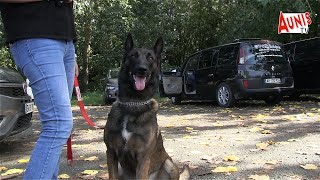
top-left (1, 98), bottom-right (320, 179)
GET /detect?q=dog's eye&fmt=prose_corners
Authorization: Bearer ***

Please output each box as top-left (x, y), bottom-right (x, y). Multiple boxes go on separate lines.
top-left (130, 52), bottom-right (139, 58)
top-left (148, 56), bottom-right (154, 61)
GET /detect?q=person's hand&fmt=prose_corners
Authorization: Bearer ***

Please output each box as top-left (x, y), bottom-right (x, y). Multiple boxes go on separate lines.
top-left (75, 62), bottom-right (79, 77)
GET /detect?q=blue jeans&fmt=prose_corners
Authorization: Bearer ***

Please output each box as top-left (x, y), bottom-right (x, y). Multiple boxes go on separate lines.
top-left (10, 39), bottom-right (75, 180)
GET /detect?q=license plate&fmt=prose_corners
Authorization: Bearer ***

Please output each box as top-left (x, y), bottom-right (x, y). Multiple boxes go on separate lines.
top-left (265, 78), bottom-right (281, 84)
top-left (25, 102), bottom-right (34, 114)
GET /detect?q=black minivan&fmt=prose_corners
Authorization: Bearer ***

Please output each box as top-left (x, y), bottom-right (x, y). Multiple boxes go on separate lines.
top-left (162, 39), bottom-right (294, 107)
top-left (284, 37), bottom-right (320, 97)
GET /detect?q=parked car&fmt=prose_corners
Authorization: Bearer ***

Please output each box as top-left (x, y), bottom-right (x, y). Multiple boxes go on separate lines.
top-left (0, 67), bottom-right (34, 141)
top-left (284, 37), bottom-right (320, 97)
top-left (104, 68), bottom-right (119, 104)
top-left (159, 68), bottom-right (180, 97)
top-left (26, 78), bottom-right (34, 100)
top-left (162, 39), bottom-right (294, 107)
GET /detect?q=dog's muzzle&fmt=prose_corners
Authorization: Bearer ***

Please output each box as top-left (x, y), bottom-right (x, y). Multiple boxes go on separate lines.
top-left (131, 66), bottom-right (150, 91)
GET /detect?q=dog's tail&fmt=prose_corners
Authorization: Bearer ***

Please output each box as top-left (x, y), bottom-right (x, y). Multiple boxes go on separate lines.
top-left (179, 164), bottom-right (190, 180)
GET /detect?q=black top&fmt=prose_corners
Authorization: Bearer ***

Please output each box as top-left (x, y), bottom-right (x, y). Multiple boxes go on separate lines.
top-left (0, 1), bottom-right (76, 43)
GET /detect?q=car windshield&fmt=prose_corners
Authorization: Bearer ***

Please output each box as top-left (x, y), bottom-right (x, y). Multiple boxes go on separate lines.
top-left (241, 42), bottom-right (287, 64)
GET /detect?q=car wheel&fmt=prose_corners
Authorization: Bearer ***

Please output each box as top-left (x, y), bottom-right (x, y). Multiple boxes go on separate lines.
top-left (171, 96), bottom-right (181, 105)
top-left (216, 82), bottom-right (236, 108)
top-left (264, 96), bottom-right (282, 105)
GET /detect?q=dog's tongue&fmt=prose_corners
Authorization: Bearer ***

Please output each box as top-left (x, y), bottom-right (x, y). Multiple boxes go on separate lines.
top-left (134, 76), bottom-right (146, 91)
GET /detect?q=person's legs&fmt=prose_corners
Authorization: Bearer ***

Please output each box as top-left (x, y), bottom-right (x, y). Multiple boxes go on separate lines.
top-left (52, 41), bottom-right (76, 179)
top-left (64, 41), bottom-right (76, 98)
top-left (10, 38), bottom-right (75, 180)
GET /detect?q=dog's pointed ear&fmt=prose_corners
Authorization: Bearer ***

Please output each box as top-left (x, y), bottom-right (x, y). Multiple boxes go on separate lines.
top-left (153, 37), bottom-right (163, 58)
top-left (125, 33), bottom-right (134, 54)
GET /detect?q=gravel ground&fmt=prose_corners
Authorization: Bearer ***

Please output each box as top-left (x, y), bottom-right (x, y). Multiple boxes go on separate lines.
top-left (1, 97), bottom-right (320, 180)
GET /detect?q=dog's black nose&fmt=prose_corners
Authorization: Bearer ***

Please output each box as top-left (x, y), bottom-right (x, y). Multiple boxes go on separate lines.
top-left (137, 66), bottom-right (147, 75)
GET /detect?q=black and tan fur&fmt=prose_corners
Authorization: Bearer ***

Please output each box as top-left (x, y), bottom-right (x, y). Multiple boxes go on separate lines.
top-left (104, 34), bottom-right (190, 180)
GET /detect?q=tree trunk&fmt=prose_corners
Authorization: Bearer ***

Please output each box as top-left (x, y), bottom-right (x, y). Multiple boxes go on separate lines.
top-left (81, 20), bottom-right (92, 93)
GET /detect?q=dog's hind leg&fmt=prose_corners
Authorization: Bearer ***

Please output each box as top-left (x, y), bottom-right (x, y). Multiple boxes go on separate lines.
top-left (179, 165), bottom-right (190, 180)
top-left (155, 158), bottom-right (180, 180)
top-left (107, 150), bottom-right (119, 180)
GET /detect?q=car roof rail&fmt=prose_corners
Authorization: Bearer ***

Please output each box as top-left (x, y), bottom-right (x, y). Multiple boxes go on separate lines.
top-left (233, 38), bottom-right (262, 42)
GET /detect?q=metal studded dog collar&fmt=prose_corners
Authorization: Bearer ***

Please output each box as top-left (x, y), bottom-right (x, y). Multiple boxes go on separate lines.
top-left (116, 99), bottom-right (153, 107)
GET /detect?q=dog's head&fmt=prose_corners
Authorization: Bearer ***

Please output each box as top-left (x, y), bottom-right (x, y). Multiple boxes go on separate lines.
top-left (120, 33), bottom-right (163, 92)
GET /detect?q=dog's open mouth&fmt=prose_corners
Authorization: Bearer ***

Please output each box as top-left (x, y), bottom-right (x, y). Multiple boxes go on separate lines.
top-left (133, 75), bottom-right (147, 91)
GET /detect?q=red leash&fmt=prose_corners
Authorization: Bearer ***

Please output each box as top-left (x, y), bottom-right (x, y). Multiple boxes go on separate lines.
top-left (74, 77), bottom-right (97, 127)
top-left (67, 76), bottom-right (102, 165)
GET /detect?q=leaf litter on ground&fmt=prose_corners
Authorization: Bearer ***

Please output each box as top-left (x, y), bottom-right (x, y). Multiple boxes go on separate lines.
top-left (212, 166), bottom-right (238, 173)
top-left (300, 164), bottom-right (318, 170)
top-left (248, 174), bottom-right (270, 180)
top-left (223, 155), bottom-right (240, 162)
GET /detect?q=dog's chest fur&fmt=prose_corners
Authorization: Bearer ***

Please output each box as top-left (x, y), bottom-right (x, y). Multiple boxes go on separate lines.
top-left (121, 115), bottom-right (133, 143)
top-left (105, 101), bottom-right (159, 153)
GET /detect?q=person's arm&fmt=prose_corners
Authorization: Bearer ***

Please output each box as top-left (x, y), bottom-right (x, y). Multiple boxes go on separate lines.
top-left (75, 62), bottom-right (79, 77)
top-left (0, 0), bottom-right (42, 2)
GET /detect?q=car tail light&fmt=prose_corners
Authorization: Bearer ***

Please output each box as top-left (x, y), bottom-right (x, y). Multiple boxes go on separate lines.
top-left (238, 46), bottom-right (247, 65)
top-left (243, 80), bottom-right (249, 89)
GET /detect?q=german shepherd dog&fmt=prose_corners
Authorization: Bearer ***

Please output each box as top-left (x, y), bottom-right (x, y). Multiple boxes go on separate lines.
top-left (104, 34), bottom-right (190, 180)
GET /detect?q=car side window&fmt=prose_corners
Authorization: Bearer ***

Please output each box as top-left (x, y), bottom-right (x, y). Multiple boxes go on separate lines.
top-left (218, 45), bottom-right (238, 66)
top-left (211, 50), bottom-right (218, 67)
top-left (306, 39), bottom-right (320, 62)
top-left (199, 50), bottom-right (214, 69)
top-left (185, 54), bottom-right (199, 71)
top-left (286, 44), bottom-right (296, 62)
top-left (294, 43), bottom-right (306, 62)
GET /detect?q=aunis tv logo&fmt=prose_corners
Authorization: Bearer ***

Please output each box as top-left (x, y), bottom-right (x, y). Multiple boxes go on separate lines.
top-left (278, 11), bottom-right (312, 34)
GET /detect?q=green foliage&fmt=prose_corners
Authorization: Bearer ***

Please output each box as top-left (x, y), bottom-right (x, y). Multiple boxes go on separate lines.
top-left (1, 0), bottom-right (319, 91)
top-left (71, 91), bottom-right (105, 106)
top-left (70, 91), bottom-right (169, 106)
top-left (0, 19), bottom-right (15, 68)
top-left (0, 46), bottom-right (14, 68)
top-left (154, 95), bottom-right (169, 104)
